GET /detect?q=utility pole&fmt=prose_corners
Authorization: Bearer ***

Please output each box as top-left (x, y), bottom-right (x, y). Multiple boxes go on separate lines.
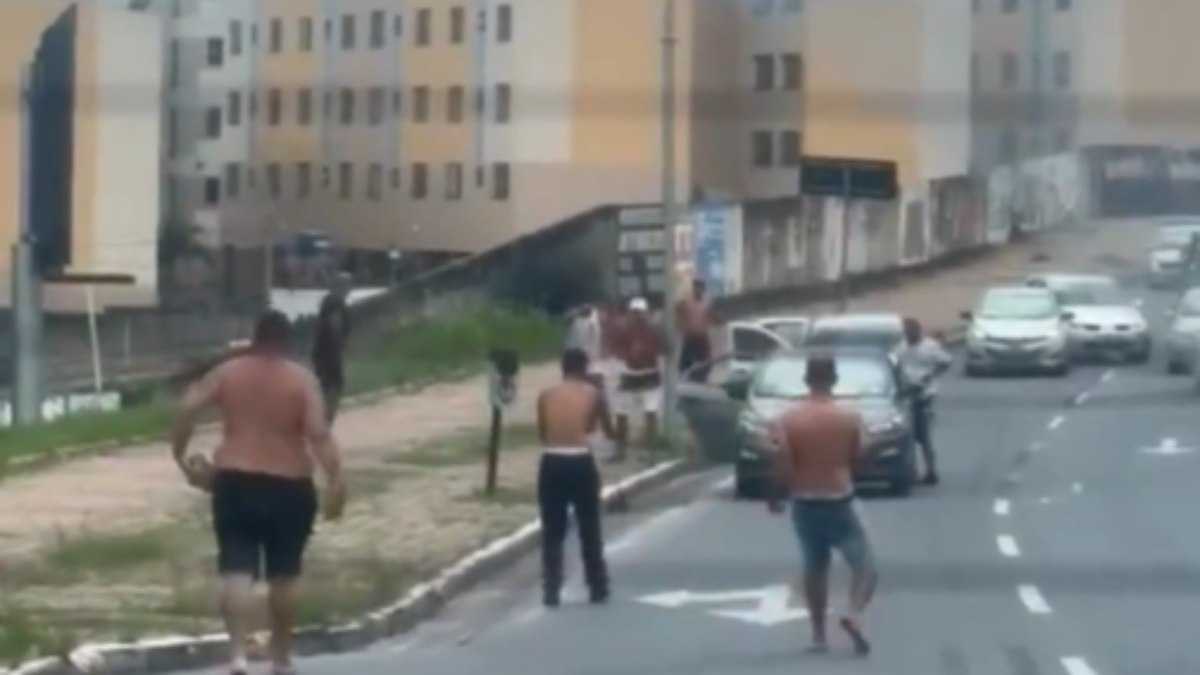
top-left (659, 0), bottom-right (680, 445)
top-left (263, 210), bottom-right (277, 310)
top-left (11, 64), bottom-right (42, 425)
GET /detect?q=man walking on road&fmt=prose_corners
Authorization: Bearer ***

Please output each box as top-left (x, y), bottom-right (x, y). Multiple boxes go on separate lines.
top-left (172, 310), bottom-right (347, 675)
top-left (895, 317), bottom-right (953, 485)
top-left (769, 354), bottom-right (878, 656)
top-left (536, 348), bottom-right (614, 608)
top-left (312, 273), bottom-right (352, 424)
top-left (676, 279), bottom-right (717, 382)
top-left (613, 297), bottom-right (665, 462)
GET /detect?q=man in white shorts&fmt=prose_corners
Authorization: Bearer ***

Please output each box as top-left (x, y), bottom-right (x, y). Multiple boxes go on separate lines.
top-left (612, 297), bottom-right (665, 461)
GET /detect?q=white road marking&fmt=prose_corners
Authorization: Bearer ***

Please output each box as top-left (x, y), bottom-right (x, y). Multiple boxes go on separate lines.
top-left (1018, 584), bottom-right (1053, 614)
top-left (1100, 369), bottom-right (1115, 383)
top-left (997, 535), bottom-right (1021, 557)
top-left (1061, 656), bottom-right (1099, 675)
top-left (1071, 482), bottom-right (1084, 495)
top-left (993, 499), bottom-right (1011, 516)
top-left (1048, 415), bottom-right (1065, 430)
top-left (1029, 441), bottom-right (1045, 453)
top-left (710, 474), bottom-right (736, 493)
top-left (1074, 392), bottom-right (1090, 405)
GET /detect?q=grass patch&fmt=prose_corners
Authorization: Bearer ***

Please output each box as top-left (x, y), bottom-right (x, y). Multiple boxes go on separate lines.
top-left (388, 423), bottom-right (540, 467)
top-left (0, 305), bottom-right (562, 478)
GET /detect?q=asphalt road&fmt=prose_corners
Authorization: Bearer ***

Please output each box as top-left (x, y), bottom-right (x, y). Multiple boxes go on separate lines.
top-left (180, 281), bottom-right (1194, 675)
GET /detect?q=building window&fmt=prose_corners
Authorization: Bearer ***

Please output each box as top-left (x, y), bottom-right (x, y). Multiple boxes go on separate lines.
top-left (1001, 52), bottom-right (1018, 88)
top-left (492, 163), bottom-right (510, 200)
top-left (270, 18), bottom-right (283, 52)
top-left (340, 88), bottom-right (355, 125)
top-left (249, 92), bottom-right (257, 119)
top-left (394, 14), bottom-right (403, 37)
top-left (338, 162), bottom-right (353, 199)
top-left (206, 38), bottom-right (224, 67)
top-left (475, 165), bottom-right (486, 187)
top-left (450, 7), bottom-right (465, 43)
top-left (250, 24), bottom-right (258, 46)
top-left (411, 163), bottom-right (429, 199)
top-left (1054, 127), bottom-right (1072, 152)
top-left (1053, 51), bottom-right (1071, 88)
top-left (267, 89), bottom-right (282, 126)
top-left (368, 88), bottom-right (385, 125)
top-left (495, 84), bottom-right (511, 123)
top-left (1003, 0), bottom-right (1017, 12)
top-left (753, 54), bottom-right (774, 90)
top-left (298, 89), bottom-right (313, 125)
top-left (227, 91), bottom-right (242, 126)
top-left (204, 177), bottom-right (221, 205)
top-left (367, 163), bottom-right (383, 200)
top-left (297, 162), bottom-right (312, 198)
top-left (781, 0), bottom-right (803, 11)
top-left (751, 130), bottom-right (773, 167)
top-left (299, 17), bottom-right (314, 51)
top-left (320, 165), bottom-right (331, 189)
top-left (497, 4), bottom-right (512, 43)
top-left (205, 106), bottom-right (222, 138)
top-left (392, 89), bottom-right (403, 116)
top-left (413, 86), bottom-right (430, 122)
top-left (324, 18), bottom-right (333, 42)
top-left (229, 21), bottom-right (243, 56)
top-left (266, 163), bottom-right (282, 198)
top-left (224, 163), bottom-right (241, 199)
top-left (1056, 0), bottom-right (1071, 9)
top-left (416, 8), bottom-right (431, 46)
top-left (448, 86), bottom-right (465, 123)
top-left (779, 130), bottom-right (802, 166)
top-left (445, 163), bottom-right (463, 200)
top-left (781, 53), bottom-right (802, 90)
top-left (247, 167), bottom-right (257, 189)
top-left (390, 167), bottom-right (402, 189)
top-left (322, 91), bottom-right (333, 119)
top-left (341, 14), bottom-right (356, 49)
top-left (370, 10), bottom-right (386, 48)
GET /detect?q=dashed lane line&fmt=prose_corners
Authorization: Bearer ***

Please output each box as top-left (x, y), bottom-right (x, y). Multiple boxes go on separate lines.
top-left (993, 499), bottom-right (1011, 516)
top-left (1048, 415), bottom-right (1065, 431)
top-left (1061, 656), bottom-right (1099, 675)
top-left (1017, 584), bottom-right (1053, 615)
top-left (997, 535), bottom-right (1021, 558)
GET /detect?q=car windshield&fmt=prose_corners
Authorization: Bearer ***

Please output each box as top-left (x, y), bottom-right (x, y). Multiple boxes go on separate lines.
top-left (760, 321), bottom-right (809, 347)
top-left (1053, 281), bottom-right (1125, 306)
top-left (753, 355), bottom-right (894, 400)
top-left (1179, 292), bottom-right (1200, 317)
top-left (977, 291), bottom-right (1059, 320)
top-left (1158, 228), bottom-right (1200, 247)
top-left (805, 327), bottom-right (901, 350)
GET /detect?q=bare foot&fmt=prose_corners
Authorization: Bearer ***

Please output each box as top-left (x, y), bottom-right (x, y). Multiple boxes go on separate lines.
top-left (839, 616), bottom-right (871, 657)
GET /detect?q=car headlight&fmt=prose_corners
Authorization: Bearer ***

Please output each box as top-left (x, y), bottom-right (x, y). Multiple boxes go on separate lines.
top-left (865, 413), bottom-right (905, 437)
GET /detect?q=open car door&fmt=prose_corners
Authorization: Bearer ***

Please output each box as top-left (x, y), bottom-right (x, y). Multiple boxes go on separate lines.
top-left (676, 352), bottom-right (758, 464)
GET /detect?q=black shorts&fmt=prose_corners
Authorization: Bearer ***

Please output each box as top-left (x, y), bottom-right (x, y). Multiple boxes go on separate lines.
top-left (211, 470), bottom-right (318, 580)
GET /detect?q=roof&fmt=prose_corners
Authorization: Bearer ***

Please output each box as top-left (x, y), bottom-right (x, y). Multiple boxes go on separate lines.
top-left (769, 345), bottom-right (896, 362)
top-left (810, 313), bottom-right (903, 330)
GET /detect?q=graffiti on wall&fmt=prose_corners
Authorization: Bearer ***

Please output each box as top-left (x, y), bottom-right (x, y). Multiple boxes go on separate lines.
top-left (930, 176), bottom-right (985, 254)
top-left (901, 199), bottom-right (927, 265)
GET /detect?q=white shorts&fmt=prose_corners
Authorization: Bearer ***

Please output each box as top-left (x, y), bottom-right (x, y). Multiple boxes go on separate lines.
top-left (616, 386), bottom-right (663, 417)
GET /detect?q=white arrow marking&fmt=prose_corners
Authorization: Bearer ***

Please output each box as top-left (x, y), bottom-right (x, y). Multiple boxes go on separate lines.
top-left (637, 588), bottom-right (774, 609)
top-left (707, 585), bottom-right (809, 626)
top-left (1141, 438), bottom-right (1195, 456)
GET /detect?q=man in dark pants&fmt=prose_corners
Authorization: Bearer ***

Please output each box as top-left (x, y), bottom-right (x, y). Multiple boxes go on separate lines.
top-left (895, 317), bottom-right (953, 485)
top-left (536, 348), bottom-right (616, 607)
top-left (312, 273), bottom-right (352, 424)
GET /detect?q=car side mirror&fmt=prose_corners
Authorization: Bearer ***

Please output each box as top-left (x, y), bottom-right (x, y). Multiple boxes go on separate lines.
top-left (721, 372), bottom-right (753, 402)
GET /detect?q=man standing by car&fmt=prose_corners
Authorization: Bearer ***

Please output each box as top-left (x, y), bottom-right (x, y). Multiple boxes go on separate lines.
top-left (895, 317), bottom-right (953, 486)
top-left (613, 297), bottom-right (665, 462)
top-left (312, 273), bottom-right (352, 424)
top-left (769, 354), bottom-right (877, 656)
top-left (676, 279), bottom-right (717, 382)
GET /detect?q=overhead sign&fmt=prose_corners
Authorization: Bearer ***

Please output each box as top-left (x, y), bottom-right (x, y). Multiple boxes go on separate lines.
top-left (799, 156), bottom-right (899, 200)
top-left (637, 584), bottom-right (809, 627)
top-left (693, 202), bottom-right (729, 296)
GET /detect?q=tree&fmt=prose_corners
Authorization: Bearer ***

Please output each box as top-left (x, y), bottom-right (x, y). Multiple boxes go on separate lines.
top-left (157, 219), bottom-right (207, 268)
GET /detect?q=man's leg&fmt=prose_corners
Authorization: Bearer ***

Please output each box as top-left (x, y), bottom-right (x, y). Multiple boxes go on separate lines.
top-left (266, 579), bottom-right (300, 672)
top-left (537, 455), bottom-right (571, 606)
top-left (323, 382), bottom-right (343, 425)
top-left (220, 574), bottom-right (256, 672)
top-left (912, 398), bottom-right (937, 484)
top-left (791, 502), bottom-right (832, 650)
top-left (570, 456), bottom-right (609, 603)
top-left (261, 480), bottom-right (317, 673)
top-left (835, 502), bottom-right (878, 656)
top-left (211, 479), bottom-right (260, 674)
top-left (641, 387), bottom-right (661, 450)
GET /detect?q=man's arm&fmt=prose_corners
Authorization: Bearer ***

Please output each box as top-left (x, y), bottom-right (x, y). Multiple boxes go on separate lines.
top-left (170, 368), bottom-right (220, 472)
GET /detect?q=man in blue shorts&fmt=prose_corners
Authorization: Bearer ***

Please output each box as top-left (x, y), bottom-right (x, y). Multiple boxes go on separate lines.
top-left (768, 354), bottom-right (878, 656)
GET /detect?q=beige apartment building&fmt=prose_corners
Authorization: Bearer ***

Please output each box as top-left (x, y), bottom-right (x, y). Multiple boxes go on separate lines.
top-left (972, 0), bottom-right (1200, 170)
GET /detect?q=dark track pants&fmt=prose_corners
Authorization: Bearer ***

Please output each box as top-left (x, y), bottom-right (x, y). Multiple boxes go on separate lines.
top-left (537, 453), bottom-right (609, 598)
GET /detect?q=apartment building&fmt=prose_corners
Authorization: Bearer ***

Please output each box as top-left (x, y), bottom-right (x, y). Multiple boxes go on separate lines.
top-left (0, 0), bottom-right (164, 311)
top-left (972, 0), bottom-right (1200, 171)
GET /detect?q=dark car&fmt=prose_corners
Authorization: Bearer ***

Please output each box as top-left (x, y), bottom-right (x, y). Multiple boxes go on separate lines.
top-left (677, 347), bottom-right (918, 500)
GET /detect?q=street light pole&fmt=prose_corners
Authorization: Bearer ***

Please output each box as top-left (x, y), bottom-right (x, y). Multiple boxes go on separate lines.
top-left (659, 0), bottom-right (680, 444)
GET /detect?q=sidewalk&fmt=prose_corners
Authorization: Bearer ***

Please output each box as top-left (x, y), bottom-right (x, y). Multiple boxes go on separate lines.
top-left (0, 224), bottom-right (1146, 564)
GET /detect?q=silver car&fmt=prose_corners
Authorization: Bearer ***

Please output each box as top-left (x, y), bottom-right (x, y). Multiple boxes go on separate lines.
top-left (963, 286), bottom-right (1073, 377)
top-left (1026, 273), bottom-right (1150, 363)
top-left (722, 316), bottom-right (810, 375)
top-left (1164, 288), bottom-right (1200, 374)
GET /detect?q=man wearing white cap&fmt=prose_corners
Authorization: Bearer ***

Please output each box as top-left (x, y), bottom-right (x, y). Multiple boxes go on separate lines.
top-left (612, 296), bottom-right (665, 461)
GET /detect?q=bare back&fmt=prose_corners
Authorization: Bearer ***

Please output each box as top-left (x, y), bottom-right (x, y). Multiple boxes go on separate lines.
top-left (538, 380), bottom-right (602, 448)
top-left (675, 298), bottom-right (710, 337)
top-left (207, 355), bottom-right (326, 479)
top-left (776, 399), bottom-right (862, 499)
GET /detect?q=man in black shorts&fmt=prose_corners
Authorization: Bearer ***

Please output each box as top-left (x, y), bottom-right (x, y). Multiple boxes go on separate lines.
top-left (173, 311), bottom-right (346, 675)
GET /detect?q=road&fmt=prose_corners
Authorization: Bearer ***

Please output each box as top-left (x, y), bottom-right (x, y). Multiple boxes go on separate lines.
top-left (179, 282), bottom-right (1195, 675)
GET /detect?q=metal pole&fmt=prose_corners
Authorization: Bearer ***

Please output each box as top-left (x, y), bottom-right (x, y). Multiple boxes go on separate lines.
top-left (12, 65), bottom-right (42, 425)
top-left (659, 0), bottom-right (680, 444)
top-left (85, 285), bottom-right (103, 394)
top-left (837, 171), bottom-right (852, 313)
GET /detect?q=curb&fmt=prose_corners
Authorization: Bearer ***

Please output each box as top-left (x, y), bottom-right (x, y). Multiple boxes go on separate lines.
top-left (7, 458), bottom-right (693, 675)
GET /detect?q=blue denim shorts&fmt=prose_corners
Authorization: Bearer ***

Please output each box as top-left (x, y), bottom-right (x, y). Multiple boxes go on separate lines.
top-left (790, 497), bottom-right (875, 577)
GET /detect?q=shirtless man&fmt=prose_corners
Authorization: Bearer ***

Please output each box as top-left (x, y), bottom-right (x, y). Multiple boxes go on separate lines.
top-left (768, 354), bottom-right (877, 656)
top-left (536, 348), bottom-right (615, 608)
top-left (172, 310), bottom-right (347, 675)
top-left (614, 297), bottom-right (665, 461)
top-left (676, 279), bottom-right (716, 382)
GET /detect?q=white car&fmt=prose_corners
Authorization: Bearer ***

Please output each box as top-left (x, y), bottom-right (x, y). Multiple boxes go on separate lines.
top-left (721, 315), bottom-right (811, 375)
top-left (963, 286), bottom-right (1073, 377)
top-left (1148, 219), bottom-right (1200, 288)
top-left (1165, 288), bottom-right (1200, 374)
top-left (1025, 273), bottom-right (1150, 364)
